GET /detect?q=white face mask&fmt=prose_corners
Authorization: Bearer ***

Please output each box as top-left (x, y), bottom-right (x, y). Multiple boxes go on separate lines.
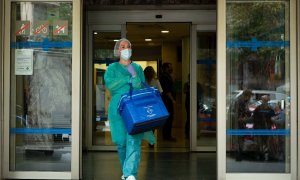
top-left (120, 49), bottom-right (132, 61)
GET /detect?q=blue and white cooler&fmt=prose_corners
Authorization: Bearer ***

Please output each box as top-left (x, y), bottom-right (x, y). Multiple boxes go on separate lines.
top-left (118, 85), bottom-right (169, 135)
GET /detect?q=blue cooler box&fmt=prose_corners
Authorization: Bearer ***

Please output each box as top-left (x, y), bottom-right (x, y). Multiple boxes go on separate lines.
top-left (118, 87), bottom-right (169, 135)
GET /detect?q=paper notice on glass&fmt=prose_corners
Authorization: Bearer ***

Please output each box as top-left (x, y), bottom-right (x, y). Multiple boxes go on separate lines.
top-left (15, 49), bottom-right (33, 75)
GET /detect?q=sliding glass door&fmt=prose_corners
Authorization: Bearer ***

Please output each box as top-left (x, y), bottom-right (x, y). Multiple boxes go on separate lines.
top-left (218, 0), bottom-right (297, 179)
top-left (3, 0), bottom-right (81, 179)
top-left (87, 25), bottom-right (122, 150)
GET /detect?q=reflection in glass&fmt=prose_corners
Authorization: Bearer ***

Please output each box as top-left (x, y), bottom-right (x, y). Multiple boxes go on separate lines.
top-left (196, 32), bottom-right (216, 147)
top-left (10, 2), bottom-right (72, 171)
top-left (226, 1), bottom-right (290, 173)
top-left (92, 32), bottom-right (120, 146)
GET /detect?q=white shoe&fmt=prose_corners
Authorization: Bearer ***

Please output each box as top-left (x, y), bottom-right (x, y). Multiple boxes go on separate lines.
top-left (121, 175), bottom-right (125, 180)
top-left (126, 175), bottom-right (136, 180)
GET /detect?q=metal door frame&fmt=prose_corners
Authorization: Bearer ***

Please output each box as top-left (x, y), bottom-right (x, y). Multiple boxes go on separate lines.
top-left (190, 24), bottom-right (217, 151)
top-left (86, 24), bottom-right (124, 151)
top-left (3, 0), bottom-right (82, 179)
top-left (0, 0), bottom-right (4, 179)
top-left (297, 1), bottom-right (300, 179)
top-left (217, 0), bottom-right (298, 179)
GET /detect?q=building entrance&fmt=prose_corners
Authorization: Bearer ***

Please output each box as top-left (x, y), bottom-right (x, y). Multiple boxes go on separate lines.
top-left (2, 1), bottom-right (298, 179)
top-left (88, 22), bottom-right (194, 150)
top-left (85, 10), bottom-right (217, 152)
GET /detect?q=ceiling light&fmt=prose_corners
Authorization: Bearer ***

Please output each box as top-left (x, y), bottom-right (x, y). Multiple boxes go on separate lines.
top-left (161, 30), bottom-right (169, 33)
top-left (93, 32), bottom-right (98, 35)
top-left (145, 38), bottom-right (152, 41)
top-left (113, 39), bottom-right (119, 42)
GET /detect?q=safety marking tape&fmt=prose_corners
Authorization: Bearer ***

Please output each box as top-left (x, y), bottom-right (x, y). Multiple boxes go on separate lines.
top-left (227, 37), bottom-right (289, 51)
top-left (10, 128), bottom-right (71, 134)
top-left (226, 129), bottom-right (290, 136)
top-left (11, 38), bottom-right (72, 51)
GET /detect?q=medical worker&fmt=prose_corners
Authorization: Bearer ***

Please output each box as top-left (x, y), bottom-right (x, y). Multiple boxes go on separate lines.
top-left (104, 38), bottom-right (155, 180)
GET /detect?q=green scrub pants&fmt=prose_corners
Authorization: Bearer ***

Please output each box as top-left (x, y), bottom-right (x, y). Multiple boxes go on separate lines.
top-left (117, 133), bottom-right (143, 179)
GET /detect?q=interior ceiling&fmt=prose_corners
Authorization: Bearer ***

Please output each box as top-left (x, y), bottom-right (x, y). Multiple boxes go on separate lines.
top-left (94, 23), bottom-right (190, 48)
top-left (127, 22), bottom-right (190, 47)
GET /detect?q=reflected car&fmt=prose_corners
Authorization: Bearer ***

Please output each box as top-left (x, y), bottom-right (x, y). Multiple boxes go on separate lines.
top-left (227, 90), bottom-right (287, 113)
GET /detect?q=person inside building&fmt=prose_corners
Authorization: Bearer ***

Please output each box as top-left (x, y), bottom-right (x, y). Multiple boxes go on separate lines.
top-left (144, 66), bottom-right (163, 94)
top-left (183, 73), bottom-right (205, 138)
top-left (159, 62), bottom-right (176, 142)
top-left (104, 38), bottom-right (155, 180)
top-left (183, 74), bottom-right (191, 139)
top-left (144, 66), bottom-right (163, 147)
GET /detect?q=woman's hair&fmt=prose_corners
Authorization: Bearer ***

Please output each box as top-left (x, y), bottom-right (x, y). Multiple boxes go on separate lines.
top-left (113, 38), bottom-right (132, 57)
top-left (144, 66), bottom-right (156, 83)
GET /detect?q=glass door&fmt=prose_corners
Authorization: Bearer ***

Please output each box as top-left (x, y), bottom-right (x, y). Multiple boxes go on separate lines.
top-left (3, 0), bottom-right (81, 179)
top-left (87, 25), bottom-right (122, 150)
top-left (218, 0), bottom-right (297, 179)
top-left (87, 11), bottom-right (216, 152)
top-left (191, 25), bottom-right (217, 151)
top-left (88, 22), bottom-right (192, 150)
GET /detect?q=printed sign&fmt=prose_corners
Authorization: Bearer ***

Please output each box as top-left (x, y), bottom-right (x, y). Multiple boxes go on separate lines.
top-left (15, 49), bottom-right (33, 75)
top-left (53, 20), bottom-right (68, 35)
top-left (32, 21), bottom-right (49, 35)
top-left (15, 21), bottom-right (30, 36)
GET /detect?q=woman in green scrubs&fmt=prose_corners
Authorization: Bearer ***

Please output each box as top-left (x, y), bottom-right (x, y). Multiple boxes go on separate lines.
top-left (104, 38), bottom-right (155, 180)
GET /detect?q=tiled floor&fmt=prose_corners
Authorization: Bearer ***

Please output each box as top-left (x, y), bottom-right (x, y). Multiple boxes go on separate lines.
top-left (84, 121), bottom-right (217, 180)
top-left (82, 150), bottom-right (217, 180)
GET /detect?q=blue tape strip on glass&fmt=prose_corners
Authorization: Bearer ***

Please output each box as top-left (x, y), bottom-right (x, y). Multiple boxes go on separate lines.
top-left (10, 128), bottom-right (71, 134)
top-left (11, 38), bottom-right (72, 51)
top-left (226, 37), bottom-right (289, 51)
top-left (197, 58), bottom-right (216, 65)
top-left (226, 129), bottom-right (290, 136)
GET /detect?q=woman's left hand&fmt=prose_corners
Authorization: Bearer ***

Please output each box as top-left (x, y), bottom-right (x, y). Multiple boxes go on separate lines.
top-left (127, 64), bottom-right (136, 77)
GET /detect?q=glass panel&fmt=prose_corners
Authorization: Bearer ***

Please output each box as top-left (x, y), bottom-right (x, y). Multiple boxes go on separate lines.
top-left (10, 2), bottom-right (72, 171)
top-left (196, 32), bottom-right (217, 147)
top-left (92, 31), bottom-right (120, 146)
top-left (226, 0), bottom-right (290, 173)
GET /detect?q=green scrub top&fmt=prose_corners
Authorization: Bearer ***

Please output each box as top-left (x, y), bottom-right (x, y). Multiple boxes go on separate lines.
top-left (104, 62), bottom-right (156, 145)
